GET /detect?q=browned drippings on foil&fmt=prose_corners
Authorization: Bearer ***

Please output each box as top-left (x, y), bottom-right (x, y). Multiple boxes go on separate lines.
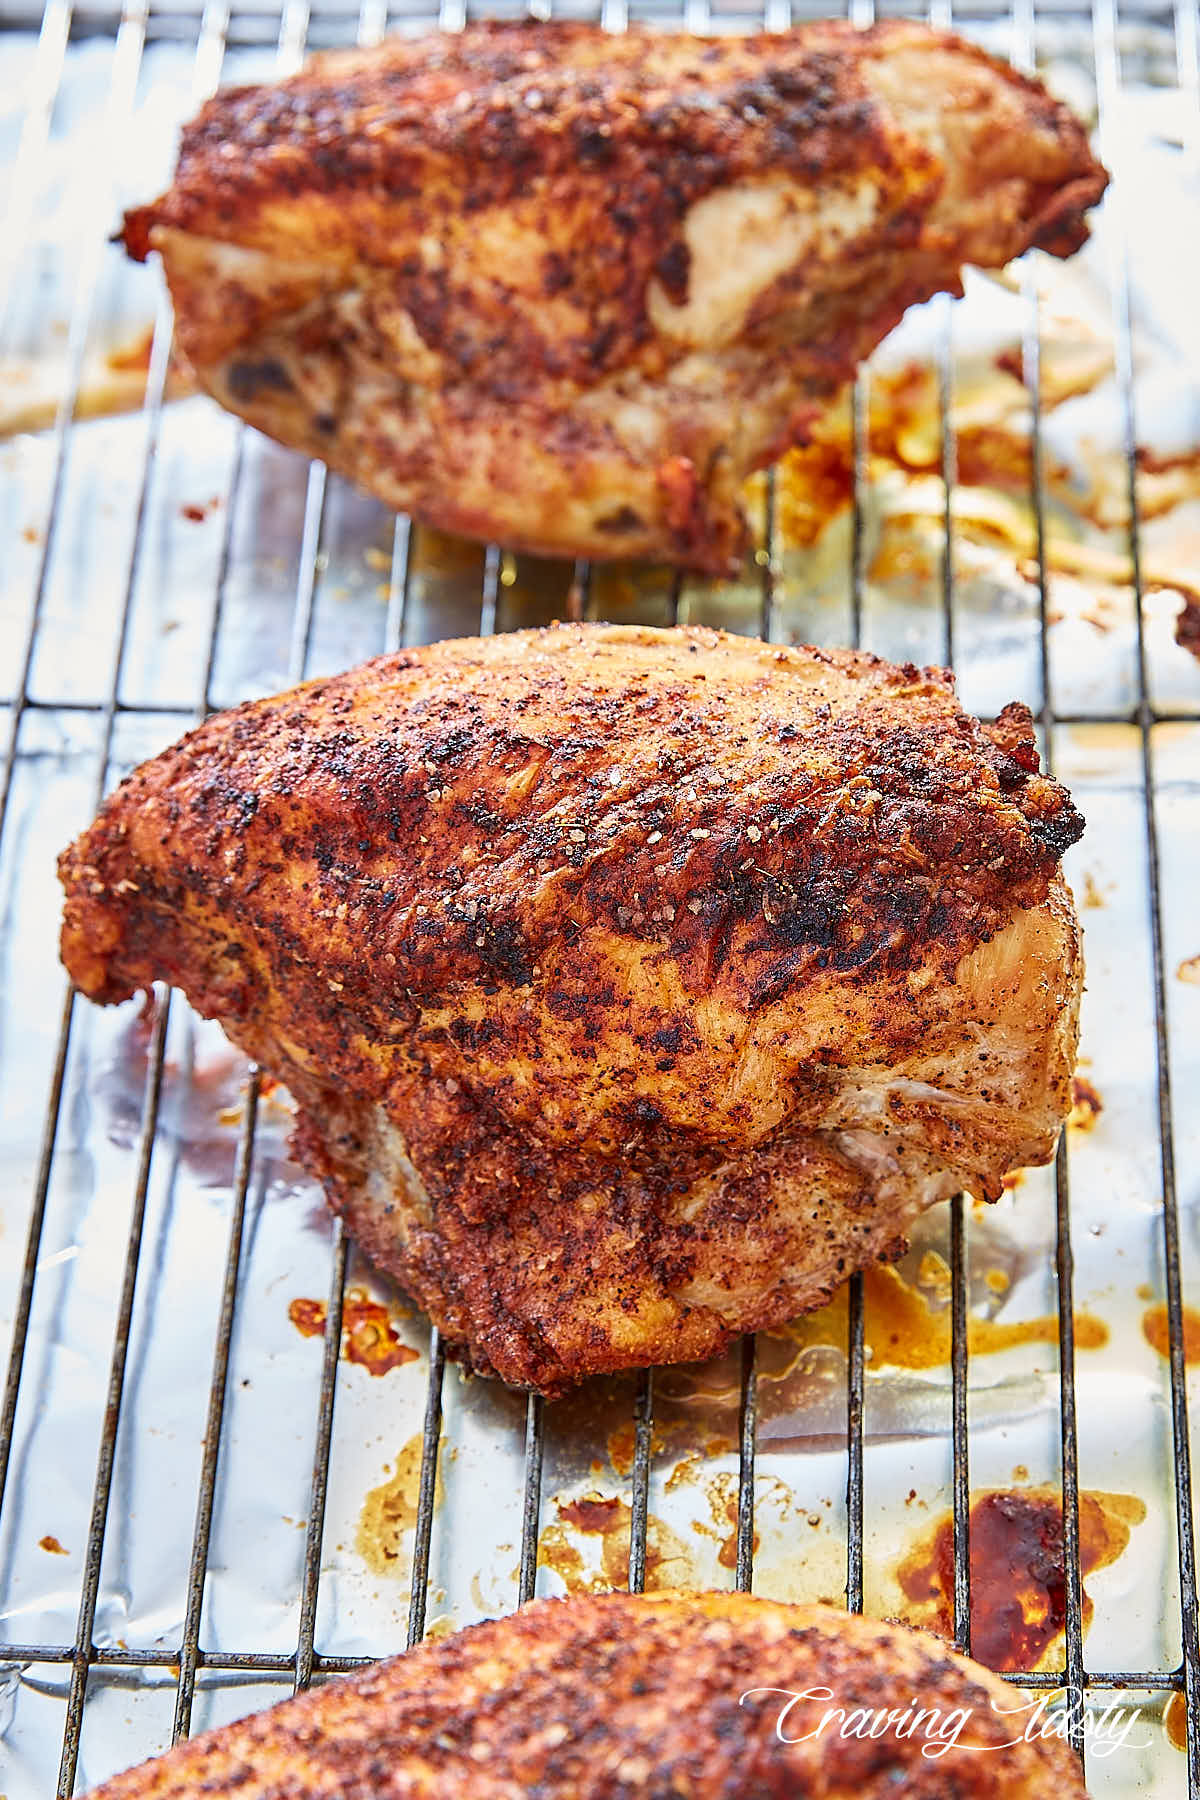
top-left (106, 326), bottom-right (156, 374)
top-left (356, 1433), bottom-right (444, 1578)
top-left (770, 1262), bottom-right (1107, 1373)
top-left (773, 355), bottom-right (1094, 548)
top-left (1067, 1075), bottom-right (1104, 1131)
top-left (1142, 1302), bottom-right (1200, 1366)
top-left (287, 1297), bottom-right (327, 1338)
top-left (895, 1486), bottom-right (1146, 1672)
top-left (287, 1287), bottom-right (418, 1376)
top-left (539, 1493), bottom-right (693, 1594)
top-left (703, 1470), bottom-right (756, 1572)
top-left (1081, 871), bottom-right (1108, 909)
top-left (606, 1417), bottom-right (735, 1480)
top-left (2, 325), bottom-right (197, 438)
top-left (651, 1461), bottom-right (763, 1573)
top-left (1165, 1690), bottom-right (1188, 1753)
top-left (771, 345), bottom-right (1200, 661)
top-left (770, 436), bottom-right (855, 548)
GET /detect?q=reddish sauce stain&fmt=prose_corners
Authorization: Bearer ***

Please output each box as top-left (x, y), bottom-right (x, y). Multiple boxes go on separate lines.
top-left (559, 1496), bottom-right (623, 1534)
top-left (287, 1290), bottom-right (417, 1376)
top-left (39, 1534), bottom-right (68, 1555)
top-left (180, 497), bottom-right (221, 524)
top-left (897, 1487), bottom-right (1144, 1672)
top-left (288, 1297), bottom-right (327, 1338)
top-left (343, 1294), bottom-right (419, 1376)
top-left (1178, 596), bottom-right (1200, 661)
top-left (1142, 1302), bottom-right (1200, 1365)
top-left (1165, 1691), bottom-right (1187, 1752)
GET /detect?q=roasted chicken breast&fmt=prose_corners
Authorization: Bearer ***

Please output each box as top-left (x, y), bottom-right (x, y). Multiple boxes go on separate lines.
top-left (59, 625), bottom-right (1083, 1396)
top-left (121, 19), bottom-right (1107, 572)
top-left (81, 1591), bottom-right (1086, 1800)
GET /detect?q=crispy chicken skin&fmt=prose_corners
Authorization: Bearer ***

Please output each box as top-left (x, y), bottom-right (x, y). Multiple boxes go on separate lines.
top-left (121, 19), bottom-right (1107, 572)
top-left (80, 1591), bottom-right (1086, 1800)
top-left (60, 625), bottom-right (1083, 1395)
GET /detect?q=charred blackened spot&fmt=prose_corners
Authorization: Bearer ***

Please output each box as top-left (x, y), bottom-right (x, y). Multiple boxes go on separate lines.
top-left (1030, 807), bottom-right (1085, 861)
top-left (546, 983), bottom-right (615, 1022)
top-left (463, 796), bottom-right (504, 835)
top-left (628, 1097), bottom-right (664, 1129)
top-left (313, 412), bottom-right (337, 436)
top-left (730, 78), bottom-right (775, 120)
top-left (647, 1029), bottom-right (683, 1065)
top-left (574, 121), bottom-right (614, 164)
top-left (594, 505), bottom-right (645, 535)
top-left (448, 1015), bottom-right (499, 1050)
top-left (764, 885), bottom-right (840, 951)
top-left (226, 357), bottom-right (295, 403)
top-left (542, 252), bottom-right (573, 296)
top-left (587, 320), bottom-right (618, 368)
top-left (994, 755), bottom-right (1030, 791)
top-left (900, 757), bottom-right (934, 790)
top-left (767, 60), bottom-right (836, 110)
top-left (655, 239), bottom-right (691, 305)
top-left (476, 917), bottom-right (534, 987)
top-left (427, 726), bottom-right (475, 766)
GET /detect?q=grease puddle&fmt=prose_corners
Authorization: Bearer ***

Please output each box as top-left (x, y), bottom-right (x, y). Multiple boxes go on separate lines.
top-left (894, 1486), bottom-right (1146, 1671)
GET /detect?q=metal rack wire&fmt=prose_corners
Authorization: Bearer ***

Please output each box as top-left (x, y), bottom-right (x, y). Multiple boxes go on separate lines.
top-left (0, 0), bottom-right (1197, 1792)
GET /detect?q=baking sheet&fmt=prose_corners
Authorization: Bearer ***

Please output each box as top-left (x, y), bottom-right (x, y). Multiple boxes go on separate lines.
top-left (0, 2), bottom-right (1198, 1795)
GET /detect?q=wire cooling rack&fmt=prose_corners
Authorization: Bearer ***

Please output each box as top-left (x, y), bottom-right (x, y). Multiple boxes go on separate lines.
top-left (0, 0), bottom-right (1198, 1794)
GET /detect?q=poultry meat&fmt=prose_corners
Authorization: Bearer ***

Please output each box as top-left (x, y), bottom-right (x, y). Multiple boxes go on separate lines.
top-left (121, 18), bottom-right (1108, 571)
top-left (78, 1590), bottom-right (1087, 1800)
top-left (59, 624), bottom-right (1084, 1396)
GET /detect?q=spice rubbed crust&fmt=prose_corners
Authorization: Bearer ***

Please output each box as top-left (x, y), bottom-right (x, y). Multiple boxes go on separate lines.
top-left (59, 625), bottom-right (1084, 1395)
top-left (78, 1591), bottom-right (1087, 1800)
top-left (121, 18), bottom-right (1107, 570)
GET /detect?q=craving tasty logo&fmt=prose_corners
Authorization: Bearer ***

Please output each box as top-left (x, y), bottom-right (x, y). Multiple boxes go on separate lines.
top-left (738, 1685), bottom-right (1152, 1760)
